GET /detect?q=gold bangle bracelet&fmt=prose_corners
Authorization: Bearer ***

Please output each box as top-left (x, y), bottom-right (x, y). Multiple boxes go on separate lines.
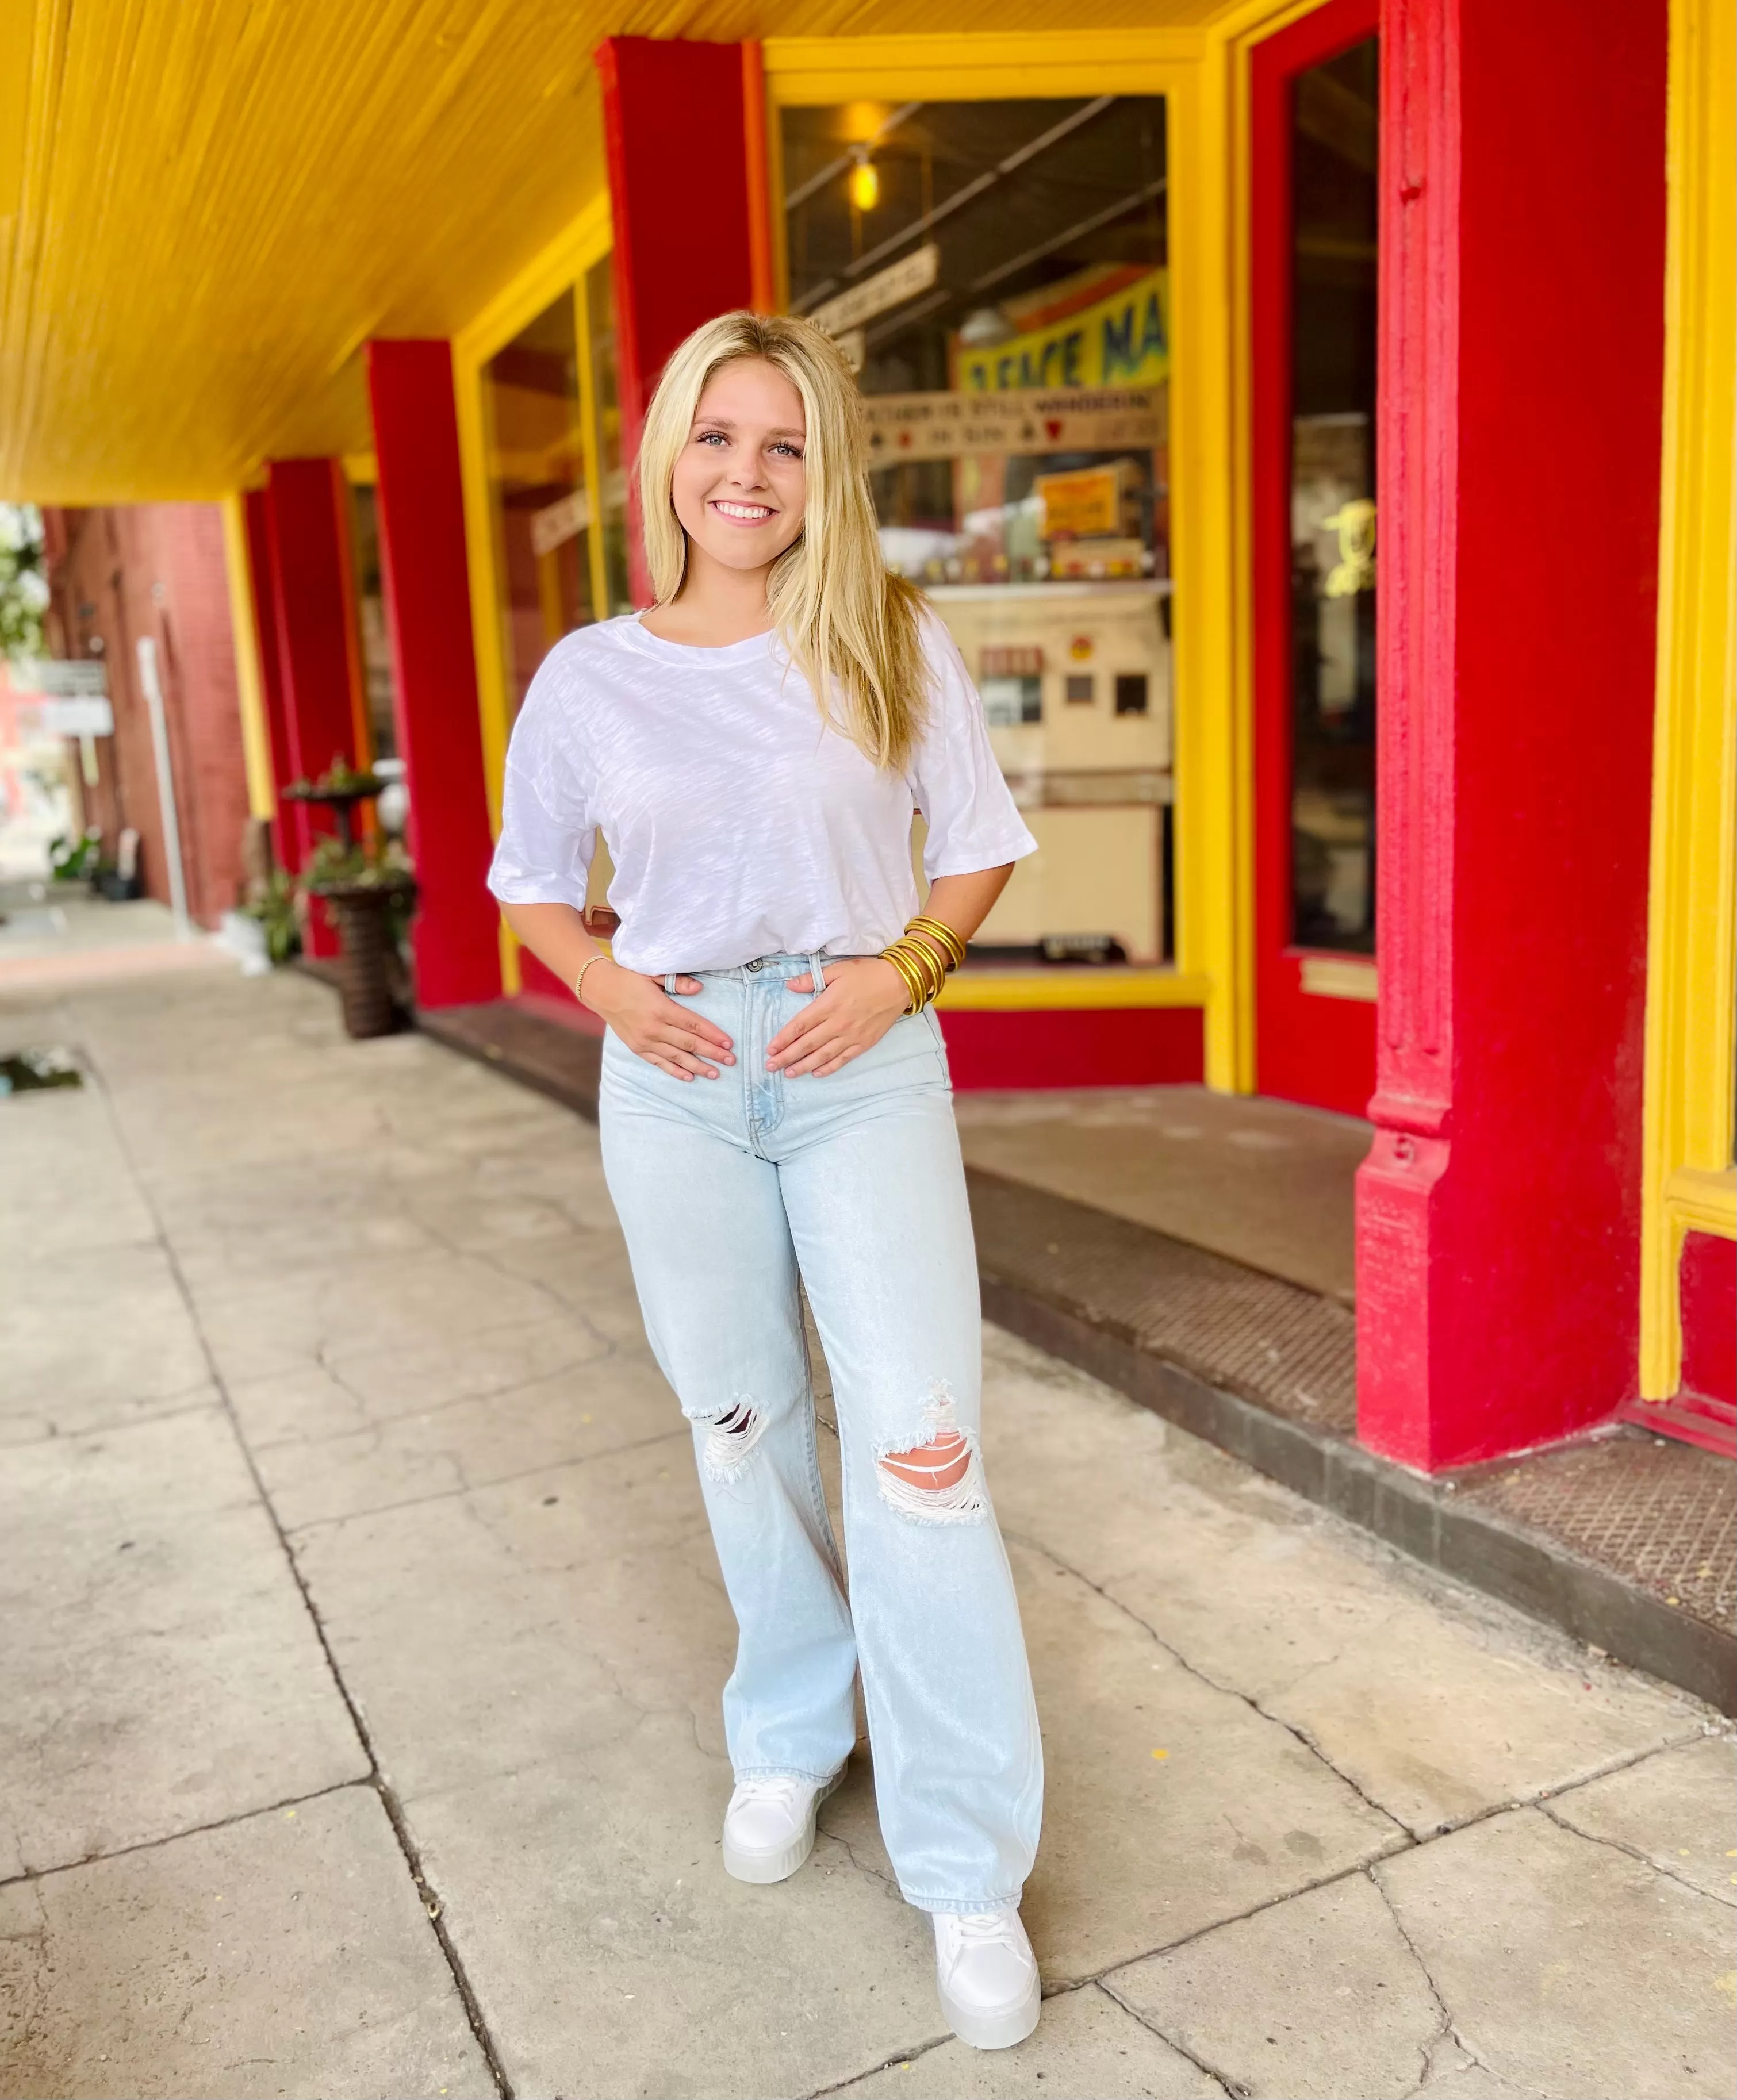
top-left (885, 938), bottom-right (945, 1009)
top-left (906, 915), bottom-right (966, 970)
top-left (881, 946), bottom-right (926, 1013)
top-left (573, 953), bottom-right (607, 1008)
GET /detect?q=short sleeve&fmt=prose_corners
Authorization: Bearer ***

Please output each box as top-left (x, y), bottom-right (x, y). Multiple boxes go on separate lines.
top-left (907, 611), bottom-right (1038, 880)
top-left (486, 646), bottom-right (597, 909)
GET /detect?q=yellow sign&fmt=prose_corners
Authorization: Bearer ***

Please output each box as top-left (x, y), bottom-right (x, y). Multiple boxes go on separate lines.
top-left (1035, 466), bottom-right (1121, 539)
top-left (958, 270), bottom-right (1169, 393)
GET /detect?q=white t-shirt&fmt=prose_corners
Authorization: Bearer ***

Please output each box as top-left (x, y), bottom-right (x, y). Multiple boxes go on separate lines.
top-left (487, 609), bottom-right (1037, 976)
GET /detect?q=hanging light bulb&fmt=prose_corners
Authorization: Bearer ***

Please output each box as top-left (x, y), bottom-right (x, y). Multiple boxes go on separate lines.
top-left (848, 154), bottom-right (880, 213)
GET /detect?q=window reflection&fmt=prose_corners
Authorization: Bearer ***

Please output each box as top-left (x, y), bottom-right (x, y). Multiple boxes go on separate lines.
top-left (1288, 39), bottom-right (1378, 955)
top-left (783, 97), bottom-right (1173, 965)
top-left (479, 291), bottom-right (593, 719)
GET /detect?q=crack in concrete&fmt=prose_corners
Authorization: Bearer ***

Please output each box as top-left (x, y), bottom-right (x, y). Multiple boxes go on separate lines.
top-left (98, 1082), bottom-right (518, 2100)
top-left (278, 1424), bottom-right (694, 1537)
top-left (1002, 1524), bottom-right (1414, 1840)
top-left (0, 1779), bottom-right (366, 1894)
top-left (1364, 1863), bottom-right (1463, 2091)
top-left (1534, 1796), bottom-right (1737, 1911)
top-left (1093, 1975), bottom-right (1242, 2095)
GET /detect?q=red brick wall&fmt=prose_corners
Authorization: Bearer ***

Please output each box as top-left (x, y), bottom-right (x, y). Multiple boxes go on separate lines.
top-left (45, 504), bottom-right (250, 927)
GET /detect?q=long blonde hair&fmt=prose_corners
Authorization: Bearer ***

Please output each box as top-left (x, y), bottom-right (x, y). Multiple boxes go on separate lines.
top-left (637, 311), bottom-right (927, 771)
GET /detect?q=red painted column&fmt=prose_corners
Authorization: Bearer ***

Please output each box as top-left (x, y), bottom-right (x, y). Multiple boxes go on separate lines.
top-left (242, 490), bottom-right (294, 867)
top-left (365, 340), bottom-right (504, 1009)
top-left (596, 36), bottom-right (764, 604)
top-left (261, 458), bottom-right (368, 956)
top-left (1355, 0), bottom-right (1668, 1468)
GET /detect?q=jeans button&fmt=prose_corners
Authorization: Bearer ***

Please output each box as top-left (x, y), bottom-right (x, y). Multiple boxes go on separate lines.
top-left (746, 958), bottom-right (762, 972)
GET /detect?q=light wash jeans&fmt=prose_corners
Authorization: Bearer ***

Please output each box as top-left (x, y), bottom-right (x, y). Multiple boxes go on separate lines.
top-left (597, 954), bottom-right (1042, 1914)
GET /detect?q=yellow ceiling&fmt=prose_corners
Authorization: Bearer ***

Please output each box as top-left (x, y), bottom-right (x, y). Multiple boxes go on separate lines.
top-left (0, 0), bottom-right (1238, 503)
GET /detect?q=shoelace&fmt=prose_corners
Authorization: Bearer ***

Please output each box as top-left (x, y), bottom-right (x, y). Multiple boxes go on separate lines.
top-left (732, 1776), bottom-right (805, 1807)
top-left (953, 1911), bottom-right (1022, 1947)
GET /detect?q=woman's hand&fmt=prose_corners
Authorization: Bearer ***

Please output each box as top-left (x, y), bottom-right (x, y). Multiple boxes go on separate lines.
top-left (765, 958), bottom-right (911, 1077)
top-left (584, 958), bottom-right (735, 1082)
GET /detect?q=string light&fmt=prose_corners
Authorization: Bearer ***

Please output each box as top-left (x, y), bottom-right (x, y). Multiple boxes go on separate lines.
top-left (848, 155), bottom-right (879, 212)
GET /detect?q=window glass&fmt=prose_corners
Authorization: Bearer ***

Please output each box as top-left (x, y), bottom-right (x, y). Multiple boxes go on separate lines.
top-left (347, 482), bottom-right (396, 761)
top-left (480, 290), bottom-right (593, 718)
top-left (783, 97), bottom-right (1173, 965)
top-left (1288, 39), bottom-right (1378, 954)
top-left (585, 257), bottom-right (633, 618)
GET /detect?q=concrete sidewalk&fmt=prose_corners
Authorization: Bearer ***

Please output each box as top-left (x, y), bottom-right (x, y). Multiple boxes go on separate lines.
top-left (1, 969), bottom-right (1731, 2100)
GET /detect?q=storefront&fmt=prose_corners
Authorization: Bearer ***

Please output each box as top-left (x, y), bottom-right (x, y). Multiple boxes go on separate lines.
top-left (17, 0), bottom-right (1724, 1480)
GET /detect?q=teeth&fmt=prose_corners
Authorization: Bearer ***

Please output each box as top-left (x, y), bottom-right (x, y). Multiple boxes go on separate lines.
top-left (715, 502), bottom-right (772, 520)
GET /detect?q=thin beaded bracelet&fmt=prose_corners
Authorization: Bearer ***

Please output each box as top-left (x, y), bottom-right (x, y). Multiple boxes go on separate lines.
top-left (573, 953), bottom-right (608, 1008)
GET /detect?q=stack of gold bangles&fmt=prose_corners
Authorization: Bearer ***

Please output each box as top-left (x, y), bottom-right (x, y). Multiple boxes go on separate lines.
top-left (880, 913), bottom-right (968, 1012)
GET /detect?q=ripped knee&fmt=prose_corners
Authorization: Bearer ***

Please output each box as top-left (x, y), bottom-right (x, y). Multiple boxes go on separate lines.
top-left (700, 1398), bottom-right (766, 1481)
top-left (876, 1386), bottom-right (987, 1525)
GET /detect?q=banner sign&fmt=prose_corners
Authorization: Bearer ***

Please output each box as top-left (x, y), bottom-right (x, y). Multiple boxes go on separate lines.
top-left (13, 658), bottom-right (108, 697)
top-left (809, 243), bottom-right (940, 339)
top-left (957, 269), bottom-right (1169, 393)
top-left (861, 386), bottom-right (1162, 464)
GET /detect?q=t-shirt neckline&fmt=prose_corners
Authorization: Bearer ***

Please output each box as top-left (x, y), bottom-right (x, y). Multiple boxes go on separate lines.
top-left (623, 612), bottom-right (778, 663)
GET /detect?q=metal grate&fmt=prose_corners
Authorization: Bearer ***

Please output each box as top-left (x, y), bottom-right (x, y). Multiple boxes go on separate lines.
top-left (1456, 1434), bottom-right (1735, 1634)
top-left (967, 1166), bottom-right (1358, 1433)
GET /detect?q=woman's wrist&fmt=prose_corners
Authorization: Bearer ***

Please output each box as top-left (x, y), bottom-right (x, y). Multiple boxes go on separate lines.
top-left (574, 953), bottom-right (621, 1013)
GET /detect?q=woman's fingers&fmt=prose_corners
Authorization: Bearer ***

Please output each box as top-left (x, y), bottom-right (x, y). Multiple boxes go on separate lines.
top-left (659, 1022), bottom-right (732, 1063)
top-left (783, 1032), bottom-right (853, 1077)
top-left (668, 975), bottom-right (705, 995)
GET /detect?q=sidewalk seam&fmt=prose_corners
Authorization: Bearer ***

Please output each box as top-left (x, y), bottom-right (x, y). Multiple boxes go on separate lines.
top-left (0, 1780), bottom-right (365, 1893)
top-left (98, 1087), bottom-right (518, 2100)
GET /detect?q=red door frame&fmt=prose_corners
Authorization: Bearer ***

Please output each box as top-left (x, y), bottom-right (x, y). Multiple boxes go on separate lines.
top-left (1250, 0), bottom-right (1381, 1116)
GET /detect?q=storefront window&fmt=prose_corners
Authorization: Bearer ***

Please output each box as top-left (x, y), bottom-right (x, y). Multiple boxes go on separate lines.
top-left (1287, 39), bottom-right (1378, 954)
top-left (585, 257), bottom-right (632, 620)
top-left (347, 482), bottom-right (397, 761)
top-left (783, 97), bottom-right (1173, 965)
top-left (480, 290), bottom-right (594, 718)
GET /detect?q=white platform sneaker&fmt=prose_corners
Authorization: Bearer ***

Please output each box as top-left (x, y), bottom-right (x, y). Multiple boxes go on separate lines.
top-left (933, 1909), bottom-right (1042, 2049)
top-left (720, 1771), bottom-right (845, 1884)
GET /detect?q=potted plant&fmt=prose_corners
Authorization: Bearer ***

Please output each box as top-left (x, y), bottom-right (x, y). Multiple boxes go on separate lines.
top-left (282, 758), bottom-right (417, 1039)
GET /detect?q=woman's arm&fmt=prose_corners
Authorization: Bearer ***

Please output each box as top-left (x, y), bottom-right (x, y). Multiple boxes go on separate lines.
top-left (500, 900), bottom-right (737, 1082)
top-left (763, 863), bottom-right (1014, 1078)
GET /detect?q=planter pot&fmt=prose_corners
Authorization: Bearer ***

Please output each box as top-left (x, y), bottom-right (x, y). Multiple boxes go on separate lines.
top-left (312, 880), bottom-right (415, 1039)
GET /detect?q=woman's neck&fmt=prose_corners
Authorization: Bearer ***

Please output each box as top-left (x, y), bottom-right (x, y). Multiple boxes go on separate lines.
top-left (640, 545), bottom-right (774, 646)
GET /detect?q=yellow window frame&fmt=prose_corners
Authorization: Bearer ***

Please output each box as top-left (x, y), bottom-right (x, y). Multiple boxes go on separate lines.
top-left (452, 192), bottom-right (614, 995)
top-left (1638, 0), bottom-right (1736, 1398)
top-left (763, 9), bottom-right (1330, 1070)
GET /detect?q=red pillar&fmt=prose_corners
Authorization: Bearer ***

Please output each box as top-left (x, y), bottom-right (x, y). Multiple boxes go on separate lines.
top-left (365, 340), bottom-right (504, 1009)
top-left (261, 458), bottom-right (367, 955)
top-left (1355, 0), bottom-right (1668, 1468)
top-left (596, 35), bottom-right (765, 605)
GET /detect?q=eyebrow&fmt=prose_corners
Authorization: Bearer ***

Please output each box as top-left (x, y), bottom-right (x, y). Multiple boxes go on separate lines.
top-left (692, 416), bottom-right (806, 439)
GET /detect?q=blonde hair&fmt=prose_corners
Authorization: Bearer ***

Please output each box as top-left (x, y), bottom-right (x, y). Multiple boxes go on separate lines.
top-left (637, 311), bottom-right (927, 771)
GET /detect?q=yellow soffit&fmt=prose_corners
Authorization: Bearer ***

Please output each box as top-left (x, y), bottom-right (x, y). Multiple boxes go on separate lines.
top-left (3, 1), bottom-right (1257, 503)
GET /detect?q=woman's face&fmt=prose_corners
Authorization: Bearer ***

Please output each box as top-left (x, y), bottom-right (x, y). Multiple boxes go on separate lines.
top-left (671, 357), bottom-right (808, 578)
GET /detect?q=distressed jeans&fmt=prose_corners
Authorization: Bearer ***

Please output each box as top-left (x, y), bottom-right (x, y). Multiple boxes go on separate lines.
top-left (597, 955), bottom-right (1043, 1914)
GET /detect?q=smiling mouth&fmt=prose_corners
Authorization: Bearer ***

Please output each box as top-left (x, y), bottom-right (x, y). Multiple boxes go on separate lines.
top-left (710, 500), bottom-right (776, 524)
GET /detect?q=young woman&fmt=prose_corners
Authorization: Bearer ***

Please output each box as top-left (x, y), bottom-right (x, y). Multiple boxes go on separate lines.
top-left (488, 311), bottom-right (1044, 2051)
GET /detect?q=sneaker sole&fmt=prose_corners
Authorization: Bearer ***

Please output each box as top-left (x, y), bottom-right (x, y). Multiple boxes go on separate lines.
top-left (721, 1768), bottom-right (845, 1885)
top-left (938, 1974), bottom-right (1042, 2052)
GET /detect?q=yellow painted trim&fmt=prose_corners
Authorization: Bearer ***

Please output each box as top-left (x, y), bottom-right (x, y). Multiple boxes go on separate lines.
top-left (453, 189), bottom-right (613, 1008)
top-left (218, 493), bottom-right (277, 821)
top-left (573, 270), bottom-right (611, 625)
top-left (764, 32), bottom-right (1206, 102)
top-left (1666, 1166), bottom-right (1737, 1242)
top-left (938, 969), bottom-right (1210, 1012)
top-left (453, 191), bottom-right (613, 375)
top-left (1639, 0), bottom-right (1737, 1397)
top-left (342, 452), bottom-right (378, 486)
